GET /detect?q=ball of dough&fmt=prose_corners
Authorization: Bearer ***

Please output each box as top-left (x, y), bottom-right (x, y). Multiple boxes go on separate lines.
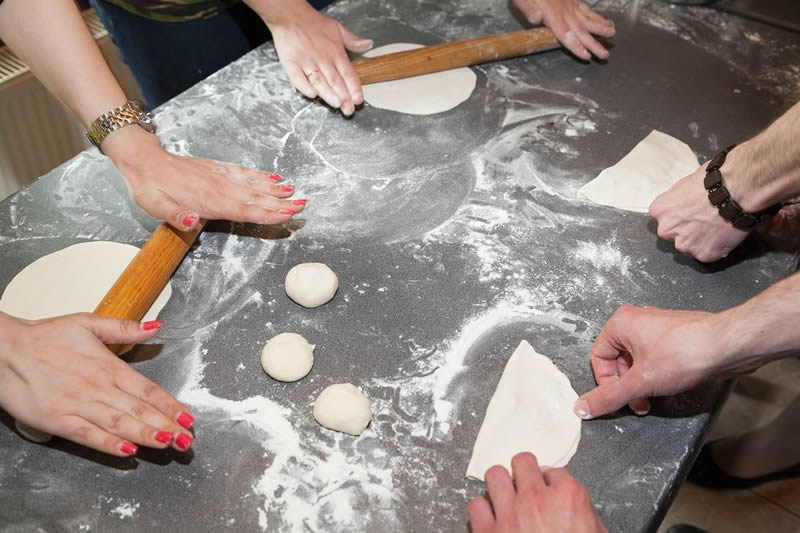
top-left (15, 420), bottom-right (52, 443)
top-left (313, 383), bottom-right (372, 436)
top-left (260, 333), bottom-right (315, 382)
top-left (285, 263), bottom-right (339, 308)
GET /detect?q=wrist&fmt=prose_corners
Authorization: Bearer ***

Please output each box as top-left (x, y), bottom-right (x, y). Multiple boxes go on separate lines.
top-left (709, 303), bottom-right (783, 377)
top-left (247, 0), bottom-right (310, 27)
top-left (103, 125), bottom-right (163, 171)
top-left (722, 139), bottom-right (798, 213)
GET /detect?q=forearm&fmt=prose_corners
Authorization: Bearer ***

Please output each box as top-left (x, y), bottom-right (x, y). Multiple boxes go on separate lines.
top-left (725, 102), bottom-right (800, 212)
top-left (243, 0), bottom-right (310, 26)
top-left (716, 270), bottom-right (800, 374)
top-left (0, 0), bottom-right (126, 127)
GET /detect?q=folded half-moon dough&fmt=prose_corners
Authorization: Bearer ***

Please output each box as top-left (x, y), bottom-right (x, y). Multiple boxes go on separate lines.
top-left (466, 340), bottom-right (582, 481)
top-left (579, 129), bottom-right (699, 213)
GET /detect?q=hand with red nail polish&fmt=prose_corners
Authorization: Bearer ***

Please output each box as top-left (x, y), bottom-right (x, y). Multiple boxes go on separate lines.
top-left (0, 311), bottom-right (196, 457)
top-left (101, 127), bottom-right (304, 230)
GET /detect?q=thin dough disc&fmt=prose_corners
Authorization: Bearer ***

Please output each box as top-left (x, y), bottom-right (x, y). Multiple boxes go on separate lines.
top-left (579, 130), bottom-right (699, 212)
top-left (0, 241), bottom-right (172, 321)
top-left (466, 341), bottom-right (582, 481)
top-left (361, 43), bottom-right (477, 115)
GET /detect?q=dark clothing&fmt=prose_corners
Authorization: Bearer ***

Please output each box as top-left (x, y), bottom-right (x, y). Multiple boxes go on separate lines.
top-left (91, 0), bottom-right (336, 108)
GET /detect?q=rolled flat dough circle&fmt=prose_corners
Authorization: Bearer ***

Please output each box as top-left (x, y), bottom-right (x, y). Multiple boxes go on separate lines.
top-left (284, 263), bottom-right (339, 308)
top-left (466, 341), bottom-right (582, 481)
top-left (361, 43), bottom-right (477, 115)
top-left (313, 383), bottom-right (372, 436)
top-left (15, 420), bottom-right (52, 443)
top-left (260, 332), bottom-right (315, 382)
top-left (0, 241), bottom-right (172, 321)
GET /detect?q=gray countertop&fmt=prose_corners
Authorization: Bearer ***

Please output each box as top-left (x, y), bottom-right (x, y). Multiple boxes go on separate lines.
top-left (0, 1), bottom-right (798, 531)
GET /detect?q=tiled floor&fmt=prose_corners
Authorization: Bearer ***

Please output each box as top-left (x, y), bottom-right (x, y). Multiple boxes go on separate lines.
top-left (658, 358), bottom-right (800, 533)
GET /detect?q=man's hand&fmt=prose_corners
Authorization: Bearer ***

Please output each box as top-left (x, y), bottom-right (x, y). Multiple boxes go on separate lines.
top-left (572, 305), bottom-right (762, 420)
top-left (468, 452), bottom-right (606, 533)
top-left (649, 164), bottom-right (750, 263)
top-left (0, 312), bottom-right (195, 456)
top-left (512, 0), bottom-right (615, 60)
top-left (250, 0), bottom-right (372, 116)
top-left (103, 127), bottom-right (306, 230)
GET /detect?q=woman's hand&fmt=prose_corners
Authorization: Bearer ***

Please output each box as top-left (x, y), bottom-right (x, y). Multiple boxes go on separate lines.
top-left (249, 0), bottom-right (373, 116)
top-left (513, 0), bottom-right (615, 60)
top-left (103, 126), bottom-right (307, 231)
top-left (0, 312), bottom-right (195, 456)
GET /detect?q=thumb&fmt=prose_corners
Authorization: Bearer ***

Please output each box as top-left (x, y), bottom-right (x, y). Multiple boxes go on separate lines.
top-left (339, 25), bottom-right (373, 52)
top-left (73, 313), bottom-right (162, 345)
top-left (573, 373), bottom-right (642, 420)
top-left (139, 192), bottom-right (198, 231)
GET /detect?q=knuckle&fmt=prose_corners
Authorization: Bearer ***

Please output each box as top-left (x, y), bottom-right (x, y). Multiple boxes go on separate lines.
top-left (109, 412), bottom-right (124, 430)
top-left (70, 424), bottom-right (91, 440)
top-left (140, 426), bottom-right (155, 443)
top-left (518, 486), bottom-right (539, 504)
top-left (142, 383), bottom-right (159, 399)
top-left (103, 434), bottom-right (120, 451)
top-left (130, 402), bottom-right (148, 418)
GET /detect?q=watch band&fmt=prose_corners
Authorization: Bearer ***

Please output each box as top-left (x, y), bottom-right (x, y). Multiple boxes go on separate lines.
top-left (86, 99), bottom-right (156, 152)
top-left (703, 144), bottom-right (780, 230)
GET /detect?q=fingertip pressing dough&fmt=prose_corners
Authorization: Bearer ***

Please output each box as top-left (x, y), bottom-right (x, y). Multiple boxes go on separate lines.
top-left (579, 130), bottom-right (699, 213)
top-left (361, 43), bottom-right (477, 115)
top-left (313, 383), bottom-right (372, 436)
top-left (260, 332), bottom-right (315, 382)
top-left (284, 263), bottom-right (339, 308)
top-left (466, 341), bottom-right (582, 481)
top-left (0, 241), bottom-right (172, 321)
top-left (15, 420), bottom-right (53, 443)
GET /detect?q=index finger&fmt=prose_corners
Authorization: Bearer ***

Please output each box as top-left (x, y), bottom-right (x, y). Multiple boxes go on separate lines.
top-left (590, 309), bottom-right (635, 385)
top-left (334, 53), bottom-right (364, 107)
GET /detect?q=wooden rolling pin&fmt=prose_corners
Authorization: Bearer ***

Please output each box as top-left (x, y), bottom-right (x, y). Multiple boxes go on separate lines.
top-left (93, 222), bottom-right (204, 355)
top-left (352, 27), bottom-right (560, 85)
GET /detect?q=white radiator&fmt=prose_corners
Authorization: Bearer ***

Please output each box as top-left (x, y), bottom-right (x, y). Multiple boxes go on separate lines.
top-left (0, 9), bottom-right (142, 201)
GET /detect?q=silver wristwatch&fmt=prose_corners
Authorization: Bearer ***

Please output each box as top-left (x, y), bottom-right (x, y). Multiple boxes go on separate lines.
top-left (86, 99), bottom-right (156, 152)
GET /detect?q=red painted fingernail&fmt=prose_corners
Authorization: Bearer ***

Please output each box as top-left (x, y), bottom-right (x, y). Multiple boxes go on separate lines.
top-left (142, 320), bottom-right (162, 331)
top-left (279, 209), bottom-right (296, 215)
top-left (268, 173), bottom-right (282, 182)
top-left (121, 441), bottom-right (138, 455)
top-left (292, 199), bottom-right (307, 206)
top-left (177, 411), bottom-right (194, 429)
top-left (155, 431), bottom-right (173, 444)
top-left (281, 184), bottom-right (294, 192)
top-left (175, 433), bottom-right (193, 450)
top-left (182, 214), bottom-right (198, 228)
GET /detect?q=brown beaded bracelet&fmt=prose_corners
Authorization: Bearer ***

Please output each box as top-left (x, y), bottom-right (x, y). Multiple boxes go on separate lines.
top-left (703, 144), bottom-right (781, 230)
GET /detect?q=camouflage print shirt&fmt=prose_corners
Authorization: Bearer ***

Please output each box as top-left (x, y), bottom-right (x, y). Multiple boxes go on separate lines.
top-left (102, 0), bottom-right (243, 22)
